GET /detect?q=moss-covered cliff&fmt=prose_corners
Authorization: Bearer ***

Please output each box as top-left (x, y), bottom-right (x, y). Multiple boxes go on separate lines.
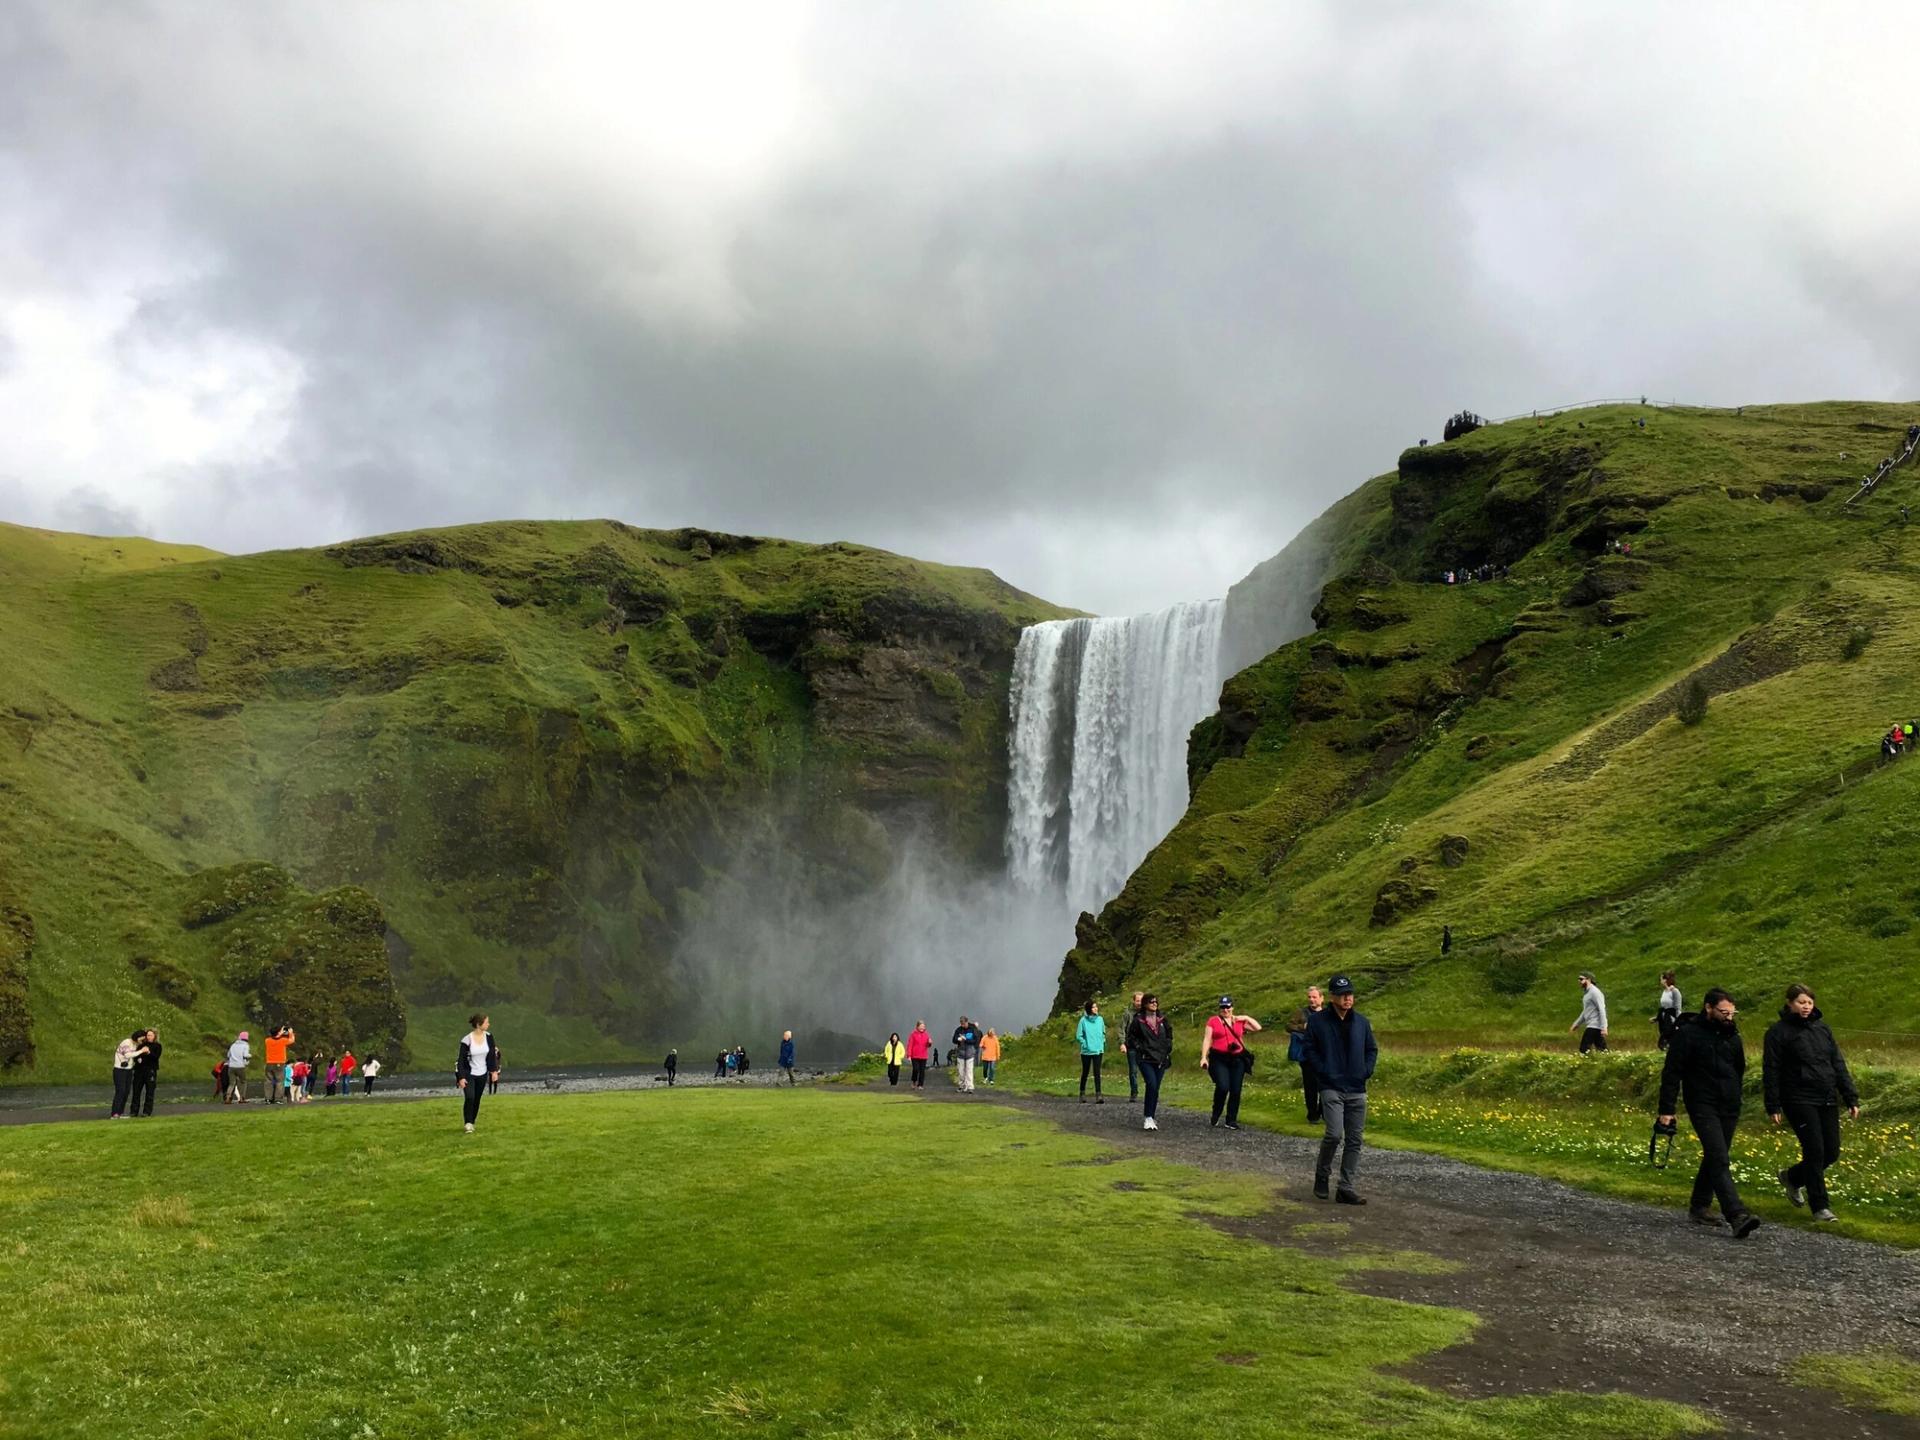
top-left (0, 519), bottom-right (1068, 1080)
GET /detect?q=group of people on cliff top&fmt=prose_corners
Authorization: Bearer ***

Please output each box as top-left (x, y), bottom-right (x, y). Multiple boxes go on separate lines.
top-left (1441, 563), bottom-right (1509, 585)
top-left (109, 1021), bottom-right (386, 1119)
top-left (880, 1019), bottom-right (1000, 1091)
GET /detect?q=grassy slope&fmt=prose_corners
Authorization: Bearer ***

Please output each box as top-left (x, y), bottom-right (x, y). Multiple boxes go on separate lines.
top-left (0, 520), bottom-right (1067, 1081)
top-left (0, 1090), bottom-right (1704, 1440)
top-left (1067, 402), bottom-right (1920, 1048)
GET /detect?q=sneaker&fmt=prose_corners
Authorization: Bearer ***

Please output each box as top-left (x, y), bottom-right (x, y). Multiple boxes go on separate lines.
top-left (1209, 1116), bottom-right (1220, 1128)
top-left (1079, 1096), bottom-right (1087, 1104)
top-left (464, 1122), bottom-right (474, 1134)
top-left (1142, 1117), bottom-right (1156, 1131)
top-left (1813, 1208), bottom-right (1838, 1223)
top-left (1689, 1208), bottom-right (1726, 1227)
top-left (1779, 1169), bottom-right (1805, 1208)
top-left (1335, 1191), bottom-right (1367, 1206)
top-left (1222, 1121), bottom-right (1239, 1130)
top-left (1313, 1181), bottom-right (1330, 1200)
top-left (1095, 1097), bottom-right (1104, 1105)
top-left (1730, 1212), bottom-right (1760, 1239)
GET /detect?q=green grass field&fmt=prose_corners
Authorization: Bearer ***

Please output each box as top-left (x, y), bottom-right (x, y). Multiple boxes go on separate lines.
top-left (0, 1090), bottom-right (1708, 1439)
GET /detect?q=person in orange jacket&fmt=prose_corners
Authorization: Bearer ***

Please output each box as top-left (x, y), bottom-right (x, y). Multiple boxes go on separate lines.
top-left (979, 1028), bottom-right (1001, 1086)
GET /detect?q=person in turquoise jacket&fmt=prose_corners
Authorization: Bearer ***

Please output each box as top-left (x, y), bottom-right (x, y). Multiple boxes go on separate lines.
top-left (1076, 1000), bottom-right (1107, 1104)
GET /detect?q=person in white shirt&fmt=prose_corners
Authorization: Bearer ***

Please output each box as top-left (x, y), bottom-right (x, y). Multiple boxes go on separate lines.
top-left (1654, 972), bottom-right (1683, 1051)
top-left (456, 1015), bottom-right (499, 1133)
top-left (1569, 974), bottom-right (1609, 1054)
top-left (362, 1056), bottom-right (382, 1095)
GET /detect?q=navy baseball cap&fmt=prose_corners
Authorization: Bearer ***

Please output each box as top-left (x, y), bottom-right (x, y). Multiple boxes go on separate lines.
top-left (1218, 994), bottom-right (1234, 1008)
top-left (1328, 975), bottom-right (1355, 995)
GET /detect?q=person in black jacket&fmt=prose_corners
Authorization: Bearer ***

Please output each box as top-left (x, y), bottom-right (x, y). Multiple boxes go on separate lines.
top-left (665, 1049), bottom-right (678, 1087)
top-left (1764, 984), bottom-right (1860, 1223)
top-left (1304, 976), bottom-right (1376, 1205)
top-left (1124, 993), bottom-right (1174, 1132)
top-left (457, 1013), bottom-right (500, 1133)
top-left (129, 1028), bottom-right (162, 1118)
top-left (1658, 988), bottom-right (1759, 1237)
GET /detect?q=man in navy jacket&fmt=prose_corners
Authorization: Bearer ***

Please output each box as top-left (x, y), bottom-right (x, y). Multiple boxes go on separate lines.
top-left (1305, 975), bottom-right (1377, 1204)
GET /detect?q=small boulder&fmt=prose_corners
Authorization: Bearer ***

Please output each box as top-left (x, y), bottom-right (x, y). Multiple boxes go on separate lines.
top-left (1438, 834), bottom-right (1470, 868)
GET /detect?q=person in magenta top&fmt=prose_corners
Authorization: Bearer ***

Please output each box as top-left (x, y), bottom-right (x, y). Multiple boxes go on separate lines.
top-left (905, 1021), bottom-right (932, 1089)
top-left (1200, 995), bottom-right (1263, 1130)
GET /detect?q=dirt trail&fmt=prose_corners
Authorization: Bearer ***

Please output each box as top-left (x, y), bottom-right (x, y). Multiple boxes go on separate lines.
top-left (920, 1083), bottom-right (1920, 1439)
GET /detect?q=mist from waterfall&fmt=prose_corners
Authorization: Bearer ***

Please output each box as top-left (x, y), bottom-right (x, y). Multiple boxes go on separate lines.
top-left (1006, 600), bottom-right (1226, 918)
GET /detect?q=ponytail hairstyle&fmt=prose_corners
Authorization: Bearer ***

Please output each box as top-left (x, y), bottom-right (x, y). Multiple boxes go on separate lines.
top-left (468, 1012), bottom-right (488, 1030)
top-left (1660, 970), bottom-right (1677, 987)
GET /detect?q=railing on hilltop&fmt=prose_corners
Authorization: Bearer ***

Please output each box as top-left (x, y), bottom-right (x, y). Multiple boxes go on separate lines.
top-left (1843, 422), bottom-right (1920, 506)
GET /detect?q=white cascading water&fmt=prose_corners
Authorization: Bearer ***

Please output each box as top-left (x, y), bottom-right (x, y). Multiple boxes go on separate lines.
top-left (1007, 600), bottom-right (1225, 917)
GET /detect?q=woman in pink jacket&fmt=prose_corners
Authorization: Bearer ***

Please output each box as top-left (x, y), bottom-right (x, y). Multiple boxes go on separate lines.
top-left (905, 1022), bottom-right (932, 1089)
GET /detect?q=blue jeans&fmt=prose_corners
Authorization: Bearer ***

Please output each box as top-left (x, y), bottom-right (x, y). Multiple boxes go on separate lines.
top-left (1138, 1060), bottom-right (1165, 1120)
top-left (981, 1060), bottom-right (996, 1084)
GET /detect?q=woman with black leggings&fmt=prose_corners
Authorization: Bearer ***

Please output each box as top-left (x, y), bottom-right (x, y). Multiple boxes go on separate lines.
top-left (457, 1013), bottom-right (500, 1133)
top-left (1764, 983), bottom-right (1859, 1224)
top-left (1075, 999), bottom-right (1106, 1103)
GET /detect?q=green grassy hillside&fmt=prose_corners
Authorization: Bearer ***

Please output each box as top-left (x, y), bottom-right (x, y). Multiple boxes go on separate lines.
top-left (0, 519), bottom-right (1066, 1080)
top-left (1062, 402), bottom-right (1920, 1051)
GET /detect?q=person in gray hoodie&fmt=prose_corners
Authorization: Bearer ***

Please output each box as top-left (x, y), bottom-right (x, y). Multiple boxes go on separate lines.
top-left (1569, 972), bottom-right (1609, 1053)
top-left (224, 1030), bottom-right (252, 1103)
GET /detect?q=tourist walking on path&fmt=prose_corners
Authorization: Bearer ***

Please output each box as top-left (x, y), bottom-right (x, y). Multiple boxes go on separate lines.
top-left (1305, 976), bottom-right (1375, 1202)
top-left (907, 1022), bottom-right (931, 1088)
top-left (883, 1033), bottom-right (906, 1086)
top-left (1124, 994), bottom-right (1173, 1131)
top-left (1288, 986), bottom-right (1326, 1122)
top-left (1764, 984), bottom-right (1860, 1224)
top-left (1654, 973), bottom-right (1683, 1051)
top-left (1076, 1001), bottom-right (1106, 1103)
top-left (779, 1031), bottom-right (798, 1085)
top-left (665, 1050), bottom-right (678, 1086)
top-left (458, 1014), bottom-right (500, 1133)
top-left (1570, 972), bottom-right (1609, 1053)
top-left (130, 1028), bottom-right (161, 1117)
top-left (110, 1030), bottom-right (148, 1118)
top-left (362, 1056), bottom-right (381, 1094)
top-left (1201, 995), bottom-right (1262, 1129)
top-left (979, 1029), bottom-right (1000, 1086)
top-left (1658, 988), bottom-right (1759, 1238)
top-left (1118, 991), bottom-right (1144, 1102)
top-left (262, 1026), bottom-right (294, 1106)
top-left (951, 1017), bottom-right (982, 1093)
top-left (225, 1031), bottom-right (251, 1103)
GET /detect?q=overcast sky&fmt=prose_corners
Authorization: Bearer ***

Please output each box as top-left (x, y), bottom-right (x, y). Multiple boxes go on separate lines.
top-left (1, 4), bottom-right (1914, 613)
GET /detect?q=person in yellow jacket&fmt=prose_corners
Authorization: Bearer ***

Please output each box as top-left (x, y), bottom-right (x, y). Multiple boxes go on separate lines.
top-left (882, 1032), bottom-right (907, 1087)
top-left (979, 1029), bottom-right (1001, 1086)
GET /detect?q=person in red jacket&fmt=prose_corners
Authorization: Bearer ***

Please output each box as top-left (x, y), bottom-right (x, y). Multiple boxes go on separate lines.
top-left (338, 1048), bottom-right (357, 1097)
top-left (905, 1021), bottom-right (932, 1089)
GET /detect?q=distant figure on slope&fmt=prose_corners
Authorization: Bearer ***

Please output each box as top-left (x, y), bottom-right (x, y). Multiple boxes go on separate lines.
top-left (1118, 991), bottom-right (1145, 1102)
top-left (779, 1031), bottom-right (798, 1086)
top-left (1200, 995), bottom-right (1262, 1130)
top-left (362, 1056), bottom-right (381, 1095)
top-left (225, 1031), bottom-right (251, 1104)
top-left (906, 1022), bottom-right (931, 1088)
top-left (1764, 984), bottom-right (1859, 1225)
top-left (979, 1028), bottom-right (1000, 1086)
top-left (1570, 972), bottom-right (1609, 1053)
top-left (950, 1017), bottom-right (982, 1094)
top-left (664, 1049), bottom-right (677, 1087)
top-left (1076, 1000), bottom-right (1106, 1104)
top-left (1287, 985), bottom-right (1326, 1123)
top-left (1124, 994), bottom-right (1173, 1132)
top-left (1305, 977), bottom-right (1374, 1204)
top-left (457, 1013), bottom-right (500, 1134)
top-left (1658, 988), bottom-right (1758, 1237)
top-left (1653, 972), bottom-right (1683, 1050)
top-left (130, 1028), bottom-right (161, 1117)
top-left (1440, 924), bottom-right (1452, 956)
top-left (883, 1033), bottom-right (906, 1086)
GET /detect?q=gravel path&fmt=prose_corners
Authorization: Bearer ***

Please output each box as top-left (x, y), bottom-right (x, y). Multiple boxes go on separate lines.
top-left (921, 1083), bottom-right (1920, 1438)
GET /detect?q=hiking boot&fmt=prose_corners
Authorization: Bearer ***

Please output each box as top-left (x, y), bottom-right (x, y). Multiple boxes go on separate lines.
top-left (1689, 1208), bottom-right (1726, 1227)
top-left (1313, 1180), bottom-right (1330, 1200)
top-left (1095, 1096), bottom-right (1104, 1105)
top-left (1335, 1191), bottom-right (1367, 1206)
top-left (1079, 1096), bottom-right (1087, 1104)
top-left (1813, 1208), bottom-right (1838, 1223)
top-left (1779, 1169), bottom-right (1805, 1207)
top-left (1729, 1212), bottom-right (1760, 1239)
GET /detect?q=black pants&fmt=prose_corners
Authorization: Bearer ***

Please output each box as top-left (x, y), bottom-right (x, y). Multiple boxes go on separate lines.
top-left (130, 1072), bottom-right (157, 1117)
top-left (1208, 1054), bottom-right (1245, 1125)
top-left (666, 1069), bottom-right (675, 1087)
top-left (1783, 1102), bottom-right (1841, 1209)
top-left (910, 1058), bottom-right (926, 1087)
top-left (1579, 1027), bottom-right (1608, 1054)
top-left (886, 1064), bottom-right (900, 1086)
top-left (463, 1080), bottom-right (486, 1127)
top-left (1138, 1060), bottom-right (1165, 1120)
top-left (1125, 1047), bottom-right (1140, 1099)
top-left (111, 1067), bottom-right (133, 1117)
top-left (1686, 1106), bottom-right (1746, 1218)
top-left (1079, 1053), bottom-right (1103, 1096)
top-left (1300, 1060), bottom-right (1322, 1123)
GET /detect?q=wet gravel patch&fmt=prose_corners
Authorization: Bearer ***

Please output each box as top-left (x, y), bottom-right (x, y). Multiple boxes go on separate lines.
top-left (914, 1084), bottom-right (1920, 1438)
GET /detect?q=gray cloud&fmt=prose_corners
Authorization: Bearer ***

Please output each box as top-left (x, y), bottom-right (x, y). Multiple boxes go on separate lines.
top-left (1, 3), bottom-right (1915, 612)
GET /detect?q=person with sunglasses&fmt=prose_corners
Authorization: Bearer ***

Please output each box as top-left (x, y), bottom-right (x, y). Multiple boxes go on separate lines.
top-left (1124, 994), bottom-right (1173, 1131)
top-left (1199, 995), bottom-right (1262, 1129)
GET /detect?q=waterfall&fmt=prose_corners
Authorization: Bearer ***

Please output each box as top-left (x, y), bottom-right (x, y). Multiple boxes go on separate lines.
top-left (1007, 600), bottom-right (1225, 916)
